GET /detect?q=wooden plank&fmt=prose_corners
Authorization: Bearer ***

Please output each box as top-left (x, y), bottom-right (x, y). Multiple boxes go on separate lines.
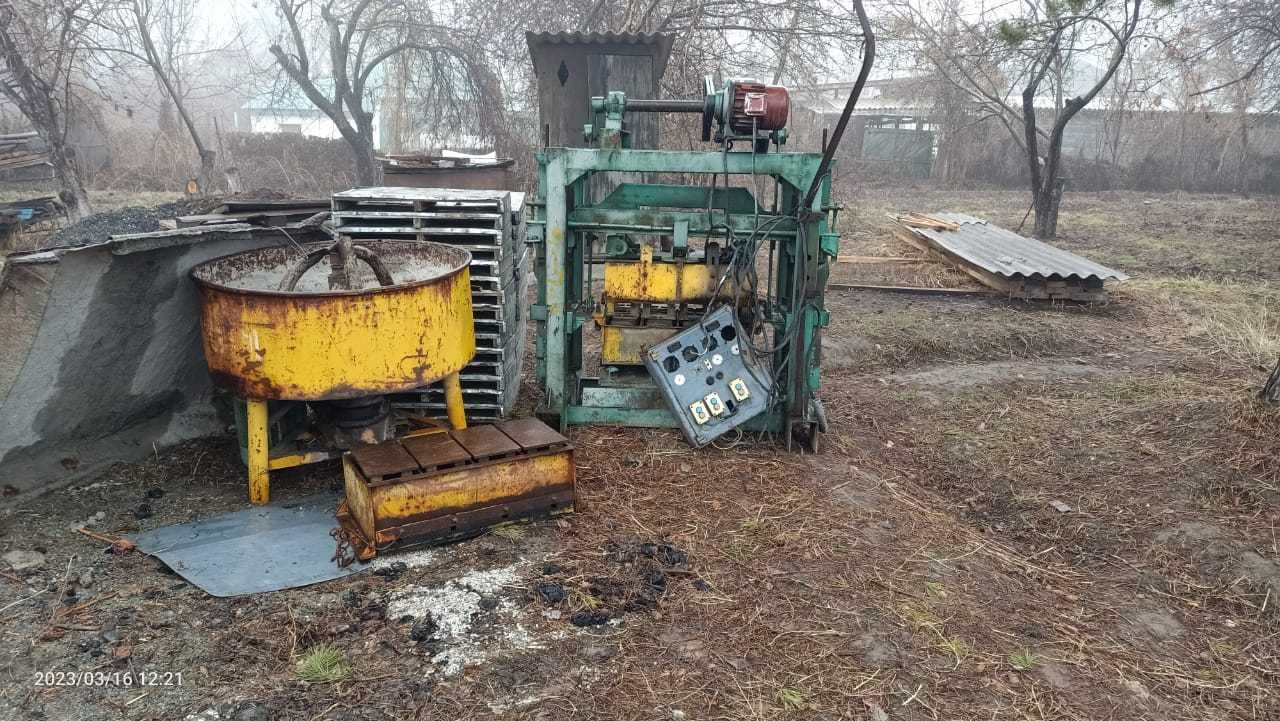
top-left (220, 198), bottom-right (328, 212)
top-left (836, 255), bottom-right (927, 264)
top-left (893, 212), bottom-right (961, 231)
top-left (401, 433), bottom-right (472, 472)
top-left (175, 210), bottom-right (324, 228)
top-left (893, 225), bottom-right (1017, 294)
top-left (351, 442), bottom-right (420, 479)
top-left (176, 214), bottom-right (230, 228)
top-left (828, 283), bottom-right (995, 297)
top-left (451, 425), bottom-right (521, 460)
top-left (0, 153), bottom-right (48, 168)
top-left (0, 195), bottom-right (58, 210)
top-left (497, 417), bottom-right (567, 451)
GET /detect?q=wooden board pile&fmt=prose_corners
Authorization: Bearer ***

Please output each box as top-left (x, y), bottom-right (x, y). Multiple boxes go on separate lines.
top-left (0, 132), bottom-right (51, 181)
top-left (0, 196), bottom-right (61, 242)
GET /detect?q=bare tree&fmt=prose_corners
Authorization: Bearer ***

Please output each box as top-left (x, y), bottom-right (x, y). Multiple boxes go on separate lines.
top-left (893, 0), bottom-right (1163, 237)
top-left (98, 0), bottom-right (225, 193)
top-left (457, 0), bottom-right (869, 107)
top-left (265, 0), bottom-right (496, 185)
top-left (1012, 0), bottom-right (1153, 238)
top-left (1194, 0), bottom-right (1279, 109)
top-left (0, 0), bottom-right (102, 220)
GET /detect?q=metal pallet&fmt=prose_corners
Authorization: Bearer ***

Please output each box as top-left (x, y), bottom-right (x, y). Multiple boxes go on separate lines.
top-left (332, 187), bottom-right (529, 420)
top-left (389, 261), bottom-right (528, 422)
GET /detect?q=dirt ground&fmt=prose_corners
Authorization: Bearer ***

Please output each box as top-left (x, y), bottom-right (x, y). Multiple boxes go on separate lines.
top-left (2, 189), bottom-right (1279, 720)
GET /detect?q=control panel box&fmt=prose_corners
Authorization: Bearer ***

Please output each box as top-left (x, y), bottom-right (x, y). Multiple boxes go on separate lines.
top-left (644, 305), bottom-right (771, 447)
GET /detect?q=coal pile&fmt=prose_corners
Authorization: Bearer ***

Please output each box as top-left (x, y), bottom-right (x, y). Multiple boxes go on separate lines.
top-left (48, 200), bottom-right (206, 248)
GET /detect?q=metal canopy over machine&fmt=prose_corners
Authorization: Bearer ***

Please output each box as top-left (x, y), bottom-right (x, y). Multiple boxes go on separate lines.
top-left (528, 5), bottom-right (875, 450)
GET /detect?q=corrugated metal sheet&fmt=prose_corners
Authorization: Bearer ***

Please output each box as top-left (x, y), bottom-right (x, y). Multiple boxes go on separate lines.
top-left (525, 31), bottom-right (671, 45)
top-left (902, 213), bottom-right (1129, 282)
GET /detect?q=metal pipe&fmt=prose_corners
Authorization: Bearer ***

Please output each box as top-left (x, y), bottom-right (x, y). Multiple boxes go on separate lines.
top-left (801, 0), bottom-right (875, 211)
top-left (625, 98), bottom-right (705, 113)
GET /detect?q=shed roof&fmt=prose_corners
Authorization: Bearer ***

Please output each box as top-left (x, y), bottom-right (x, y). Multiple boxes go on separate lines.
top-left (525, 31), bottom-right (675, 83)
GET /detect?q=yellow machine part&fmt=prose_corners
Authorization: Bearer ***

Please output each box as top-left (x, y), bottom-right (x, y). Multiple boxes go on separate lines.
top-left (346, 452), bottom-right (574, 543)
top-left (338, 419), bottom-right (577, 558)
top-left (603, 245), bottom-right (733, 303)
top-left (195, 264), bottom-right (476, 401)
top-left (600, 323), bottom-right (685, 365)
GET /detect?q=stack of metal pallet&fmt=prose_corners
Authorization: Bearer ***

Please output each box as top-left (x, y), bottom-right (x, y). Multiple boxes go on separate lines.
top-left (329, 187), bottom-right (528, 421)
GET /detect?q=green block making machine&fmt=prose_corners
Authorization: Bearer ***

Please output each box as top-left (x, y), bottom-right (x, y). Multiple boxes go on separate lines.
top-left (528, 4), bottom-right (875, 450)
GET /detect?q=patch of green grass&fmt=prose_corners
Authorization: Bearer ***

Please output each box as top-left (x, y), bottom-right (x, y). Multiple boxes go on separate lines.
top-left (1008, 649), bottom-right (1036, 671)
top-left (1207, 639), bottom-right (1238, 659)
top-left (295, 643), bottom-right (349, 684)
top-left (737, 507), bottom-right (776, 533)
top-left (490, 523), bottom-right (527, 542)
top-left (896, 601), bottom-right (942, 630)
top-left (571, 586), bottom-right (602, 610)
top-left (935, 634), bottom-right (970, 668)
top-left (775, 688), bottom-right (806, 710)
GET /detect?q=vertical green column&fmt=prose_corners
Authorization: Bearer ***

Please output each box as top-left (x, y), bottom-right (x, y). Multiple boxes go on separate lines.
top-left (543, 157), bottom-right (569, 424)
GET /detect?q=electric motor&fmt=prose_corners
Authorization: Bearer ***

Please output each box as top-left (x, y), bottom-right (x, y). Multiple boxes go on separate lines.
top-left (724, 80), bottom-right (790, 134)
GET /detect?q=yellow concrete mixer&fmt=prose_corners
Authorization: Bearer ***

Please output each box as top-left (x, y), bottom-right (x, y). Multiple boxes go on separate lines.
top-left (192, 237), bottom-right (576, 559)
top-left (191, 238), bottom-right (476, 503)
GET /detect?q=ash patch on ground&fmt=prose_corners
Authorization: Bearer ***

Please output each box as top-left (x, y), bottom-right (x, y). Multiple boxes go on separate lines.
top-left (386, 563), bottom-right (539, 677)
top-left (48, 199), bottom-right (208, 247)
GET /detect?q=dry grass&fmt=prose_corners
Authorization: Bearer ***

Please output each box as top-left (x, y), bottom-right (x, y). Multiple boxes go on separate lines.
top-left (1204, 305), bottom-right (1280, 371)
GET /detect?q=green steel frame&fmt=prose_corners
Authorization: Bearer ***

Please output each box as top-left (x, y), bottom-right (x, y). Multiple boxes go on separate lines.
top-left (529, 147), bottom-right (838, 448)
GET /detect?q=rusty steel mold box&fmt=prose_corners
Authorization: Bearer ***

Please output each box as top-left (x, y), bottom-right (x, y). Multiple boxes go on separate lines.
top-left (338, 418), bottom-right (576, 558)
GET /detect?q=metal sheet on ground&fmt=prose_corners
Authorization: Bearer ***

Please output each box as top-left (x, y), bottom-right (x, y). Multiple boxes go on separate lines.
top-left (129, 494), bottom-right (355, 597)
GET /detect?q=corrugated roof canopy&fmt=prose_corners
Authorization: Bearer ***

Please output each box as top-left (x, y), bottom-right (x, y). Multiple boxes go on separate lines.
top-left (525, 31), bottom-right (671, 44)
top-left (525, 31), bottom-right (675, 83)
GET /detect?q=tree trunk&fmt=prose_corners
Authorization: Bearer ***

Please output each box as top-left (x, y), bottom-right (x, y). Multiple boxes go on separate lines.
top-left (197, 149), bottom-right (217, 196)
top-left (1032, 177), bottom-right (1064, 238)
top-left (1236, 108), bottom-right (1250, 196)
top-left (1176, 109), bottom-right (1187, 192)
top-left (48, 142), bottom-right (92, 222)
top-left (132, 2), bottom-right (220, 195)
top-left (349, 133), bottom-right (380, 186)
top-left (1263, 357), bottom-right (1280, 404)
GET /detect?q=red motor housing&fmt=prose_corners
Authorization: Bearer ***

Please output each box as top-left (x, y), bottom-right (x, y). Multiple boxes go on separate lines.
top-left (727, 81), bottom-right (790, 133)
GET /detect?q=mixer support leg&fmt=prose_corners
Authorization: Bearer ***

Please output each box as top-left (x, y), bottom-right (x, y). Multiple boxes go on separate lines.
top-left (246, 398), bottom-right (270, 504)
top-left (443, 372), bottom-right (467, 430)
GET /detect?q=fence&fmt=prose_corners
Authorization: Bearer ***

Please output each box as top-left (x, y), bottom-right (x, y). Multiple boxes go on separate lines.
top-left (792, 106), bottom-right (1280, 194)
